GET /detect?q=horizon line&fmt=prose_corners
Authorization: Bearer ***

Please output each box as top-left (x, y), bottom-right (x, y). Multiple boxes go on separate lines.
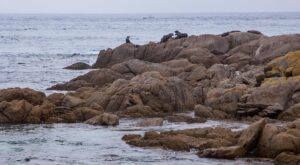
top-left (0, 11), bottom-right (300, 15)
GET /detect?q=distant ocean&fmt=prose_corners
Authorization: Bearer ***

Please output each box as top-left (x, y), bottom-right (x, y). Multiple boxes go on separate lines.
top-left (0, 13), bottom-right (300, 92)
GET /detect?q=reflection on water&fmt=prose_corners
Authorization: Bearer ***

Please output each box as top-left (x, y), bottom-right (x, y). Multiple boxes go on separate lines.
top-left (0, 119), bottom-right (272, 165)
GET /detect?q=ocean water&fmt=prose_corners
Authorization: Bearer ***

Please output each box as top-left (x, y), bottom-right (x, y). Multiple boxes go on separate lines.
top-left (0, 119), bottom-right (274, 165)
top-left (0, 13), bottom-right (300, 93)
top-left (0, 13), bottom-right (299, 164)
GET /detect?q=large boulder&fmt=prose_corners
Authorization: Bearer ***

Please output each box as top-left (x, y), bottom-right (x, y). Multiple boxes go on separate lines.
top-left (0, 100), bottom-right (33, 123)
top-left (266, 51), bottom-right (300, 78)
top-left (194, 104), bottom-right (229, 119)
top-left (92, 72), bottom-right (195, 116)
top-left (225, 34), bottom-right (300, 65)
top-left (237, 118), bottom-right (266, 151)
top-left (111, 59), bottom-right (178, 78)
top-left (84, 113), bottom-right (119, 126)
top-left (73, 107), bottom-right (103, 121)
top-left (174, 47), bottom-right (221, 68)
top-left (246, 77), bottom-right (298, 108)
top-left (275, 152), bottom-right (300, 165)
top-left (205, 84), bottom-right (248, 115)
top-left (62, 95), bottom-right (85, 108)
top-left (224, 31), bottom-right (263, 49)
top-left (184, 34), bottom-right (230, 54)
top-left (93, 44), bottom-right (136, 68)
top-left (48, 69), bottom-right (124, 91)
top-left (207, 64), bottom-right (235, 82)
top-left (0, 88), bottom-right (45, 105)
top-left (26, 101), bottom-right (56, 123)
top-left (257, 119), bottom-right (300, 158)
top-left (279, 103), bottom-right (300, 121)
top-left (198, 119), bottom-right (266, 159)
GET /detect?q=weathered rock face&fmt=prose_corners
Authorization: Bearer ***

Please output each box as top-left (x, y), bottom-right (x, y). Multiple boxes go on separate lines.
top-left (198, 119), bottom-right (266, 159)
top-left (0, 100), bottom-right (33, 123)
top-left (279, 103), bottom-right (300, 121)
top-left (225, 31), bottom-right (263, 49)
top-left (266, 51), bottom-right (300, 77)
top-left (48, 69), bottom-right (124, 91)
top-left (85, 71), bottom-right (195, 117)
top-left (257, 119), bottom-right (300, 159)
top-left (205, 84), bottom-right (248, 115)
top-left (194, 104), bottom-right (229, 119)
top-left (275, 152), bottom-right (300, 165)
top-left (111, 59), bottom-right (178, 78)
top-left (0, 88), bottom-right (45, 105)
top-left (64, 62), bottom-right (91, 70)
top-left (92, 44), bottom-right (136, 68)
top-left (26, 101), bottom-right (56, 123)
top-left (225, 34), bottom-right (300, 66)
top-left (246, 77), bottom-right (297, 108)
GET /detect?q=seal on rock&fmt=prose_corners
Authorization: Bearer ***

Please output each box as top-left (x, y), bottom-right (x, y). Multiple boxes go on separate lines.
top-left (160, 33), bottom-right (174, 43)
top-left (174, 31), bottom-right (188, 39)
top-left (220, 30), bottom-right (241, 37)
top-left (247, 30), bottom-right (262, 35)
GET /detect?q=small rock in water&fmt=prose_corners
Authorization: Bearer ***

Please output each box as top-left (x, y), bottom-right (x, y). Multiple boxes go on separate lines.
top-left (136, 118), bottom-right (164, 127)
top-left (64, 62), bottom-right (91, 70)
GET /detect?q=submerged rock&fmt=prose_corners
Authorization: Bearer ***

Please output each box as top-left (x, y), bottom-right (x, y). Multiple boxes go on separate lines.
top-left (166, 115), bottom-right (206, 123)
top-left (123, 126), bottom-right (238, 152)
top-left (136, 118), bottom-right (164, 127)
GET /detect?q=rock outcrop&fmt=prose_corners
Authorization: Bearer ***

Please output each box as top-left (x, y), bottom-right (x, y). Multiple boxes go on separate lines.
top-left (1, 31), bottom-right (300, 163)
top-left (64, 62), bottom-right (91, 70)
top-left (0, 88), bottom-right (45, 105)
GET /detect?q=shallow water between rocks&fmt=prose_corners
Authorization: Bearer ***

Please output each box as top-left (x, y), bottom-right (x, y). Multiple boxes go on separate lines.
top-left (0, 119), bottom-right (273, 165)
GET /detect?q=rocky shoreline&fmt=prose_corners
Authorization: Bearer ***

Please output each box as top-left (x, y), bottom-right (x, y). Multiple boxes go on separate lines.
top-left (1, 31), bottom-right (300, 164)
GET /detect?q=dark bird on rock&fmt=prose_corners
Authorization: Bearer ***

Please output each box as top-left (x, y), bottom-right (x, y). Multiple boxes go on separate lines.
top-left (174, 31), bottom-right (188, 39)
top-left (126, 36), bottom-right (131, 44)
top-left (160, 33), bottom-right (174, 43)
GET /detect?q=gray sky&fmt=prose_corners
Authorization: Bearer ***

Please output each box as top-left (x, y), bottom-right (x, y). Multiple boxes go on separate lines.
top-left (0, 0), bottom-right (300, 13)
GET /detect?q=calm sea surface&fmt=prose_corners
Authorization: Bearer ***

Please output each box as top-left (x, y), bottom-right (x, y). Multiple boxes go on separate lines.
top-left (0, 13), bottom-right (299, 164)
top-left (0, 13), bottom-right (300, 92)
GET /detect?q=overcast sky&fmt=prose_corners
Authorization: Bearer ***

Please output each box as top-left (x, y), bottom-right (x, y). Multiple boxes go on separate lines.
top-left (0, 0), bottom-right (299, 13)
